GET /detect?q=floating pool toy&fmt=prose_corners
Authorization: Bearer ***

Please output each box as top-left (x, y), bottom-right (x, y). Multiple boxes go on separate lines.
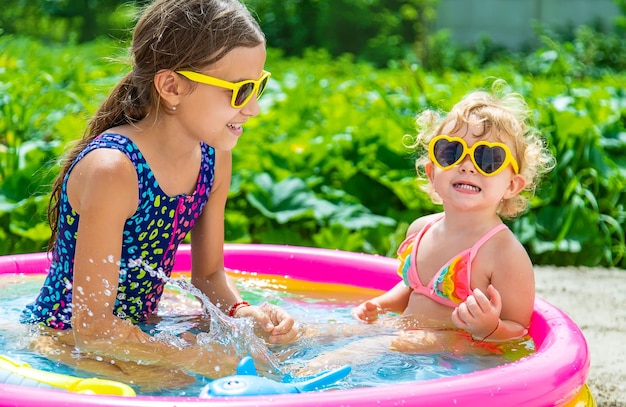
top-left (0, 354), bottom-right (136, 396)
top-left (0, 244), bottom-right (594, 406)
top-left (200, 356), bottom-right (351, 397)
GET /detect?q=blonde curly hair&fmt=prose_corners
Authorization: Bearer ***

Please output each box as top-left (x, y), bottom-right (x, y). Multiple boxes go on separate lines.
top-left (407, 80), bottom-right (555, 219)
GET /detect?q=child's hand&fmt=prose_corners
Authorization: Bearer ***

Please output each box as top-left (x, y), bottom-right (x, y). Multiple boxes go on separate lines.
top-left (236, 302), bottom-right (299, 344)
top-left (451, 285), bottom-right (501, 340)
top-left (351, 300), bottom-right (382, 323)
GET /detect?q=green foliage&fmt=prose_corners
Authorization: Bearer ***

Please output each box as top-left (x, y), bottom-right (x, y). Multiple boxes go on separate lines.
top-left (0, 36), bottom-right (128, 253)
top-left (0, 36), bottom-right (625, 268)
top-left (616, 0), bottom-right (626, 32)
top-left (0, 0), bottom-right (138, 43)
top-left (525, 26), bottom-right (626, 79)
top-left (2, 0), bottom-right (438, 62)
top-left (4, 0), bottom-right (626, 76)
top-left (519, 82), bottom-right (626, 267)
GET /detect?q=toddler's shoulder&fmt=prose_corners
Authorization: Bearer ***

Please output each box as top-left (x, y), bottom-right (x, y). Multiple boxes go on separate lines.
top-left (406, 212), bottom-right (442, 237)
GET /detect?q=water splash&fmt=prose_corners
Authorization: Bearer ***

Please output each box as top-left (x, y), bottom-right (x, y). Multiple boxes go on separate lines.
top-left (168, 278), bottom-right (282, 376)
top-left (127, 258), bottom-right (282, 376)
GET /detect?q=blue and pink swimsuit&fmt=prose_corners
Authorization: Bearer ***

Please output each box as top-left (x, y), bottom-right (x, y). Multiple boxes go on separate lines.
top-left (21, 133), bottom-right (215, 329)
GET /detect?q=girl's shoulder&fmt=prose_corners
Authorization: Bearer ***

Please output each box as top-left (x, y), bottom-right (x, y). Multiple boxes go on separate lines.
top-left (480, 225), bottom-right (525, 255)
top-left (475, 227), bottom-right (533, 276)
top-left (73, 145), bottom-right (137, 178)
top-left (406, 212), bottom-right (443, 237)
top-left (66, 146), bottom-right (139, 217)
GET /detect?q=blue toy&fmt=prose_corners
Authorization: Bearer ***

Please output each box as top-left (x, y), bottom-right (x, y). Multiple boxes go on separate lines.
top-left (199, 357), bottom-right (351, 398)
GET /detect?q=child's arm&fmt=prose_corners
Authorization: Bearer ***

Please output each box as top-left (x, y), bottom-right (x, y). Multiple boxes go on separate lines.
top-left (352, 281), bottom-right (413, 323)
top-left (451, 285), bottom-right (528, 341)
top-left (451, 234), bottom-right (535, 342)
top-left (190, 150), bottom-right (298, 344)
top-left (352, 213), bottom-right (441, 323)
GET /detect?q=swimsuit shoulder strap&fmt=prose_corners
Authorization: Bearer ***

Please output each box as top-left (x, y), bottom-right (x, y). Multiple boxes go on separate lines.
top-left (469, 223), bottom-right (509, 258)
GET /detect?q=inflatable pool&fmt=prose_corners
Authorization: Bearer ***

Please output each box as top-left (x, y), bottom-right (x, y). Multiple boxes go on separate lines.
top-left (0, 244), bottom-right (594, 407)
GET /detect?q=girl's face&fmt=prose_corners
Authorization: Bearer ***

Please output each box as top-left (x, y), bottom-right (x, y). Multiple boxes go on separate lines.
top-left (425, 122), bottom-right (526, 214)
top-left (176, 43), bottom-right (268, 151)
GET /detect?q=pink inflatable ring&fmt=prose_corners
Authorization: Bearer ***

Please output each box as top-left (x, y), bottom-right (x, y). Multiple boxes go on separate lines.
top-left (0, 244), bottom-right (595, 406)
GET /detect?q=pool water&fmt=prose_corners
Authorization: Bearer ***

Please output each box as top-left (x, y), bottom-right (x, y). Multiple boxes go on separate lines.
top-left (0, 272), bottom-right (534, 397)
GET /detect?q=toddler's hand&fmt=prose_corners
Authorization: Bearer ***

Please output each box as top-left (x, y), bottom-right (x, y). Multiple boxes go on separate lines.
top-left (451, 285), bottom-right (501, 339)
top-left (351, 300), bottom-right (381, 323)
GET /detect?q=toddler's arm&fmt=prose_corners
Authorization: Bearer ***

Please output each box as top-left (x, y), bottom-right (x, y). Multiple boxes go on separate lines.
top-left (352, 281), bottom-right (412, 323)
top-left (451, 285), bottom-right (528, 341)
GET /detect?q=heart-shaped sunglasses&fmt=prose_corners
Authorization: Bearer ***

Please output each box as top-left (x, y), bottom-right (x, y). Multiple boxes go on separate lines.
top-left (428, 135), bottom-right (519, 177)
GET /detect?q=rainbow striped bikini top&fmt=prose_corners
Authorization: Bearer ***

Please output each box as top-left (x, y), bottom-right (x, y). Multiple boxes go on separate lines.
top-left (397, 215), bottom-right (508, 308)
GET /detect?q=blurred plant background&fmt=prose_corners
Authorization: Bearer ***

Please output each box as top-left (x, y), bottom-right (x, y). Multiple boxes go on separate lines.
top-left (1, 0), bottom-right (625, 268)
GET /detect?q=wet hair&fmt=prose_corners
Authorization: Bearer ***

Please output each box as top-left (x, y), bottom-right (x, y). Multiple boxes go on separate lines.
top-left (47, 0), bottom-right (265, 249)
top-left (407, 79), bottom-right (555, 218)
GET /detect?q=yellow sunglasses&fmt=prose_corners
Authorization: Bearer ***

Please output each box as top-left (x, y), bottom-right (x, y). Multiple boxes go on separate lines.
top-left (428, 135), bottom-right (520, 176)
top-left (176, 70), bottom-right (271, 109)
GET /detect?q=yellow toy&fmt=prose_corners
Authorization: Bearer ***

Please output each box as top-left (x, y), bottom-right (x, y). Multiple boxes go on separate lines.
top-left (0, 354), bottom-right (136, 396)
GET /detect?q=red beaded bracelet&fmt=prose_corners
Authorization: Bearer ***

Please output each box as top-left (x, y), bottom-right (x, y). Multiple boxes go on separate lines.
top-left (228, 301), bottom-right (250, 317)
top-left (479, 319), bottom-right (500, 341)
